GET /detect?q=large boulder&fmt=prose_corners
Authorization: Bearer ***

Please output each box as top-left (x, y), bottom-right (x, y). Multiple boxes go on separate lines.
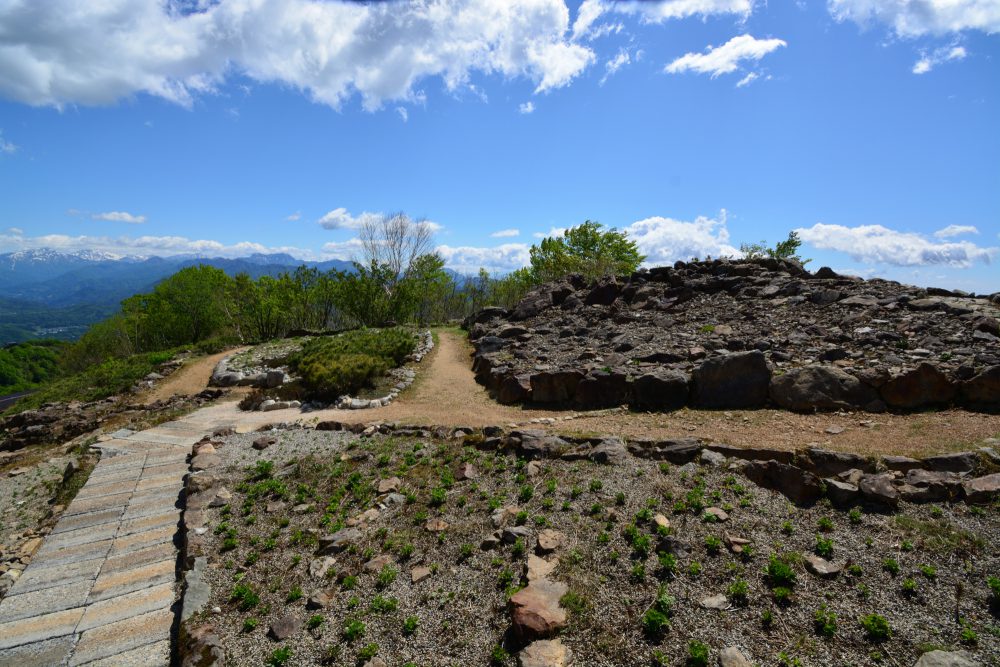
top-left (508, 430), bottom-right (572, 459)
top-left (912, 650), bottom-right (980, 667)
top-left (691, 351), bottom-right (771, 409)
top-left (880, 363), bottom-right (956, 410)
top-left (497, 374), bottom-right (532, 404)
top-left (770, 365), bottom-right (880, 412)
top-left (859, 473), bottom-right (899, 508)
top-left (530, 370), bottom-right (584, 404)
top-left (960, 365), bottom-right (1000, 410)
top-left (574, 369), bottom-right (628, 408)
top-left (519, 639), bottom-right (573, 667)
top-left (963, 473), bottom-right (1000, 504)
top-left (630, 370), bottom-right (689, 411)
top-left (742, 460), bottom-right (823, 505)
top-left (799, 447), bottom-right (874, 476)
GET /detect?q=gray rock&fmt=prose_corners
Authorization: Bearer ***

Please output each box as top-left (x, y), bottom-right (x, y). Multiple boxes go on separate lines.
top-left (318, 528), bottom-right (362, 555)
top-left (700, 593), bottom-right (729, 610)
top-left (719, 647), bottom-right (753, 667)
top-left (804, 554), bottom-right (843, 578)
top-left (630, 370), bottom-right (689, 411)
top-left (825, 479), bottom-right (859, 508)
top-left (700, 449), bottom-right (727, 466)
top-left (770, 365), bottom-right (879, 412)
top-left (588, 437), bottom-right (628, 465)
top-left (503, 526), bottom-right (533, 544)
top-left (923, 451), bottom-right (979, 474)
top-left (859, 473), bottom-right (899, 508)
top-left (743, 460), bottom-right (823, 505)
top-left (267, 615), bottom-right (300, 641)
top-left (800, 446), bottom-right (874, 476)
top-left (881, 363), bottom-right (956, 409)
top-left (692, 351), bottom-right (771, 409)
top-left (963, 473), bottom-right (1000, 504)
top-left (912, 650), bottom-right (981, 667)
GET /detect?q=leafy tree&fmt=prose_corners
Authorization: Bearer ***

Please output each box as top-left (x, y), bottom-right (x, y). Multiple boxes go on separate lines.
top-left (740, 231), bottom-right (809, 264)
top-left (529, 221), bottom-right (645, 282)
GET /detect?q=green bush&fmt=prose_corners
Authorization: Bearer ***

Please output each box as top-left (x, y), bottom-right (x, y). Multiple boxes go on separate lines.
top-left (860, 614), bottom-right (891, 642)
top-left (291, 328), bottom-right (417, 400)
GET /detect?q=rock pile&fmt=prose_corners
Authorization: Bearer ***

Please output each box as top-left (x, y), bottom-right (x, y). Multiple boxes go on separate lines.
top-left (465, 259), bottom-right (1000, 413)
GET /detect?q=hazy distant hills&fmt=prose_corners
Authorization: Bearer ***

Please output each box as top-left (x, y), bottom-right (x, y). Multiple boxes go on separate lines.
top-left (0, 249), bottom-right (355, 343)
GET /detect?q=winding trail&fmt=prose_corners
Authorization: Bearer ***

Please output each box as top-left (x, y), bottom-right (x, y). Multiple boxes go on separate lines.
top-left (0, 330), bottom-right (996, 665)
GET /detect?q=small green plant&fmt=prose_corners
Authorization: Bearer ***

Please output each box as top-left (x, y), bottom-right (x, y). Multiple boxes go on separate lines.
top-left (518, 485), bottom-right (534, 503)
top-left (358, 643), bottom-right (378, 661)
top-left (849, 508), bottom-right (862, 525)
top-left (817, 517), bottom-right (834, 532)
top-left (376, 565), bottom-right (398, 589)
top-left (883, 558), bottom-right (900, 576)
top-left (860, 614), bottom-right (891, 642)
top-left (705, 535), bottom-right (722, 555)
top-left (515, 510), bottom-right (528, 525)
top-left (989, 576), bottom-right (1000, 605)
top-left (589, 479), bottom-right (603, 492)
top-left (229, 583), bottom-right (260, 611)
top-left (772, 586), bottom-right (793, 605)
top-left (815, 535), bottom-right (834, 558)
top-left (307, 614), bottom-right (325, 630)
top-left (960, 620), bottom-right (978, 645)
top-left (781, 520), bottom-right (794, 535)
top-left (631, 563), bottom-right (646, 582)
top-left (902, 578), bottom-right (918, 596)
top-left (766, 555), bottom-right (797, 588)
top-left (242, 617), bottom-right (259, 632)
top-left (286, 586), bottom-right (303, 603)
top-left (848, 564), bottom-right (863, 576)
top-left (511, 538), bottom-right (526, 559)
top-left (920, 564), bottom-right (937, 579)
top-left (267, 647), bottom-right (293, 667)
top-left (657, 552), bottom-right (678, 577)
top-left (560, 590), bottom-right (587, 616)
top-left (688, 561), bottom-right (703, 577)
top-left (777, 653), bottom-right (803, 667)
top-left (342, 618), bottom-right (366, 642)
top-left (814, 604), bottom-right (838, 637)
top-left (641, 585), bottom-right (674, 637)
top-left (686, 640), bottom-right (709, 667)
top-left (762, 608), bottom-right (774, 628)
top-left (490, 645), bottom-right (510, 666)
top-left (403, 616), bottom-right (419, 636)
top-left (370, 595), bottom-right (398, 613)
top-left (341, 575), bottom-right (358, 590)
top-left (727, 578), bottom-right (749, 606)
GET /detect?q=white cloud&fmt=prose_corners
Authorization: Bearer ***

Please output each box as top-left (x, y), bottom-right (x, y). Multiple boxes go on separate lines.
top-left (519, 101), bottom-right (535, 114)
top-left (436, 243), bottom-right (531, 274)
top-left (7, 227), bottom-right (23, 236)
top-left (666, 34), bottom-right (787, 77)
top-left (396, 107), bottom-right (409, 122)
top-left (0, 232), bottom-right (321, 260)
top-left (933, 224), bottom-right (979, 238)
top-left (828, 0), bottom-right (1000, 37)
top-left (912, 45), bottom-right (967, 74)
top-left (318, 208), bottom-right (442, 233)
top-left (736, 71), bottom-right (759, 87)
top-left (573, 0), bottom-right (607, 39)
top-left (616, 0), bottom-right (753, 23)
top-left (285, 212), bottom-right (301, 222)
top-left (491, 228), bottom-right (521, 238)
top-left (91, 211), bottom-right (147, 224)
top-left (600, 49), bottom-right (631, 84)
top-left (796, 223), bottom-right (997, 267)
top-left (625, 211), bottom-right (741, 264)
top-left (320, 238), bottom-right (365, 261)
top-left (0, 131), bottom-right (17, 154)
top-left (0, 0), bottom-right (595, 110)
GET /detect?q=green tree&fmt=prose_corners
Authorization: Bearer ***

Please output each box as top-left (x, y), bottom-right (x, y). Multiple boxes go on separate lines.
top-left (740, 231), bottom-right (808, 264)
top-left (529, 221), bottom-right (644, 282)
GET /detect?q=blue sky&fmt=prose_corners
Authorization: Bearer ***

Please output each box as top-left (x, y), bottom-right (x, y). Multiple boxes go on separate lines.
top-left (0, 0), bottom-right (998, 292)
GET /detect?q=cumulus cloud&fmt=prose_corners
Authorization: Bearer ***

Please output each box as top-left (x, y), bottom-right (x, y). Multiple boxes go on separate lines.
top-left (436, 243), bottom-right (531, 274)
top-left (912, 45), bottom-right (967, 74)
top-left (285, 212), bottom-right (301, 222)
top-left (796, 223), bottom-right (997, 267)
top-left (0, 0), bottom-right (595, 110)
top-left (533, 226), bottom-right (568, 239)
top-left (319, 208), bottom-right (442, 233)
top-left (519, 101), bottom-right (536, 114)
top-left (828, 0), bottom-right (1000, 37)
top-left (320, 238), bottom-right (365, 260)
top-left (933, 224), bottom-right (979, 238)
top-left (625, 211), bottom-right (740, 264)
top-left (91, 211), bottom-right (147, 224)
top-left (491, 228), bottom-right (520, 238)
top-left (0, 231), bottom-right (320, 260)
top-left (572, 0), bottom-right (752, 40)
top-left (7, 227), bottom-right (23, 235)
top-left (665, 34), bottom-right (787, 77)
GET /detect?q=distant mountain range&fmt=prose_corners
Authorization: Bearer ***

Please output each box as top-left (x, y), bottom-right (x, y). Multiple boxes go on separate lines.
top-left (0, 249), bottom-right (357, 343)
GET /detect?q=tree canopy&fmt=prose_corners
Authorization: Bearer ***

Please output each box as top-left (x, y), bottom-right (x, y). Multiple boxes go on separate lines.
top-left (529, 221), bottom-right (645, 283)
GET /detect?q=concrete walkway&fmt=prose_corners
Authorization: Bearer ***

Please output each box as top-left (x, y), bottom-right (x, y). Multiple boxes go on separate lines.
top-left (0, 413), bottom-right (230, 666)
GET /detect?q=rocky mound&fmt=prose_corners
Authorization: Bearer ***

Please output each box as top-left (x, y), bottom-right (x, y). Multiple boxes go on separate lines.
top-left (465, 259), bottom-right (1000, 413)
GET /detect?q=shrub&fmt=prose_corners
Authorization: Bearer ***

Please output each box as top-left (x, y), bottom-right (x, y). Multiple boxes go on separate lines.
top-left (342, 618), bottom-right (366, 642)
top-left (860, 614), bottom-right (891, 642)
top-left (727, 578), bottom-right (749, 606)
top-left (704, 535), bottom-right (722, 555)
top-left (242, 617), bottom-right (259, 632)
top-left (403, 616), bottom-right (419, 636)
top-left (229, 583), bottom-right (260, 611)
top-left (490, 645), bottom-right (510, 665)
top-left (766, 555), bottom-right (797, 588)
top-left (641, 587), bottom-right (674, 638)
top-left (989, 576), bottom-right (1000, 604)
top-left (686, 640), bottom-right (710, 667)
top-left (266, 647), bottom-right (293, 667)
top-left (307, 614), bottom-right (325, 630)
top-left (815, 536), bottom-right (834, 559)
top-left (376, 565), bottom-right (398, 589)
top-left (883, 558), bottom-right (900, 576)
top-left (814, 604), bottom-right (838, 637)
top-left (291, 328), bottom-right (417, 400)
top-left (772, 586), bottom-right (793, 605)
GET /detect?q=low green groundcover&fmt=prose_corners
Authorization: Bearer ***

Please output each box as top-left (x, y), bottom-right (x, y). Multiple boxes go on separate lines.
top-left (290, 328), bottom-right (417, 400)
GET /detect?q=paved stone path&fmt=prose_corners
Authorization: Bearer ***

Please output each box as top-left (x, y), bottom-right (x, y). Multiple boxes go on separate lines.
top-left (0, 413), bottom-right (232, 666)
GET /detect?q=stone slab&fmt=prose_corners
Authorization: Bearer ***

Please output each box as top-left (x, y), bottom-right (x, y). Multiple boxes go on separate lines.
top-left (0, 579), bottom-right (92, 623)
top-left (79, 639), bottom-right (170, 667)
top-left (107, 525), bottom-right (177, 557)
top-left (0, 607), bottom-right (84, 650)
top-left (9, 557), bottom-right (104, 595)
top-left (36, 522), bottom-right (119, 554)
top-left (51, 508), bottom-right (122, 535)
top-left (88, 559), bottom-right (175, 602)
top-left (101, 542), bottom-right (177, 577)
top-left (0, 634), bottom-right (78, 667)
top-left (117, 509), bottom-right (181, 538)
top-left (69, 608), bottom-right (172, 665)
top-left (28, 538), bottom-right (113, 568)
top-left (77, 582), bottom-right (175, 632)
top-left (63, 492), bottom-right (133, 518)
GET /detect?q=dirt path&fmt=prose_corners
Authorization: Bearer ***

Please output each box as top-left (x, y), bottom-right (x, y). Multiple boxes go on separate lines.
top-left (141, 348), bottom-right (248, 405)
top-left (187, 330), bottom-right (1000, 459)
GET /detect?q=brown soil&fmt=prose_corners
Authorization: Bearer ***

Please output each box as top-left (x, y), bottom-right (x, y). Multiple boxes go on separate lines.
top-left (141, 348), bottom-right (248, 405)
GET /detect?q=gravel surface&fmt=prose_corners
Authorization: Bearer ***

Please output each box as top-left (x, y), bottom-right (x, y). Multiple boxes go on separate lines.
top-left (193, 427), bottom-right (1000, 667)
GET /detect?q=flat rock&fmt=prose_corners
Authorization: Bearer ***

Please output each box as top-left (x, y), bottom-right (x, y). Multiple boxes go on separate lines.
top-left (770, 365), bottom-right (879, 412)
top-left (881, 363), bottom-right (956, 409)
top-left (509, 579), bottom-right (568, 641)
top-left (454, 463), bottom-right (478, 481)
top-left (859, 473), bottom-right (899, 508)
top-left (425, 518), bottom-right (449, 532)
top-left (804, 554), bottom-right (843, 578)
top-left (252, 436), bottom-right (276, 450)
top-left (318, 528), bottom-right (362, 554)
top-left (377, 477), bottom-right (402, 494)
top-left (963, 473), bottom-right (1000, 504)
top-left (519, 638), bottom-right (573, 667)
top-left (704, 507), bottom-right (729, 522)
top-left (912, 650), bottom-right (981, 667)
top-left (363, 554), bottom-right (394, 573)
top-left (306, 589), bottom-right (336, 610)
top-left (719, 647), bottom-right (753, 667)
top-left (527, 555), bottom-right (558, 582)
top-left (536, 529), bottom-right (564, 554)
top-left (308, 556), bottom-right (336, 579)
top-left (743, 460), bottom-right (823, 505)
top-left (700, 593), bottom-right (729, 610)
top-left (411, 566), bottom-right (432, 584)
top-left (691, 351), bottom-right (771, 409)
